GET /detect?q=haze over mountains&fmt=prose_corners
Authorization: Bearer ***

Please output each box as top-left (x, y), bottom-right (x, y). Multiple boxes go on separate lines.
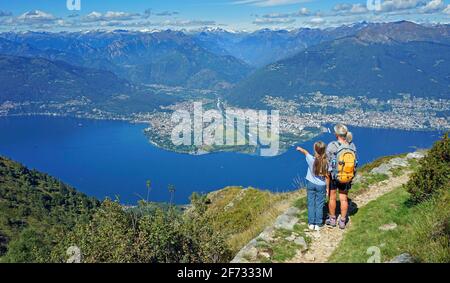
top-left (192, 22), bottom-right (373, 67)
top-left (0, 21), bottom-right (449, 109)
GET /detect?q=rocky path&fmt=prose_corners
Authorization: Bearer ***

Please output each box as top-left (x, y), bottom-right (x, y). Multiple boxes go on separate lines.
top-left (288, 173), bottom-right (411, 263)
top-left (231, 151), bottom-right (424, 263)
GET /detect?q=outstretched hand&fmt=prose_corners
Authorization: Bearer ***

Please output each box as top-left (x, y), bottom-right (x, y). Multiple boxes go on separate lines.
top-left (296, 146), bottom-right (308, 155)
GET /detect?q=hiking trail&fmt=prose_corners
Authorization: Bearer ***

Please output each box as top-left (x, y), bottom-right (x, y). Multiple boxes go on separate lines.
top-left (288, 173), bottom-right (411, 263)
top-left (231, 152), bottom-right (424, 263)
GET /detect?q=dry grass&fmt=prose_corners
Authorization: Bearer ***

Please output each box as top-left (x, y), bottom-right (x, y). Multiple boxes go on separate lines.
top-left (206, 186), bottom-right (304, 253)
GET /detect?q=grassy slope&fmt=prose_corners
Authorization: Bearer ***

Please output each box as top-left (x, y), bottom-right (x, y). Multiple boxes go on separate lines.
top-left (329, 185), bottom-right (449, 263)
top-left (329, 144), bottom-right (449, 263)
top-left (205, 186), bottom-right (303, 254)
top-left (253, 153), bottom-right (427, 263)
top-left (209, 154), bottom-right (413, 261)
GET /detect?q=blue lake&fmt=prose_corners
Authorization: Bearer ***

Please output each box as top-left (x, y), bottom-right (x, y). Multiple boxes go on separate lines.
top-left (0, 116), bottom-right (443, 204)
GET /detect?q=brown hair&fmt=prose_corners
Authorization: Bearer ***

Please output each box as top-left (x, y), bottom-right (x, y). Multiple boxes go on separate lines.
top-left (313, 141), bottom-right (328, 177)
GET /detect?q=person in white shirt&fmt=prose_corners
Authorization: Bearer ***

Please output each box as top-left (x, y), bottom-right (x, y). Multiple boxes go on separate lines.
top-left (296, 141), bottom-right (329, 231)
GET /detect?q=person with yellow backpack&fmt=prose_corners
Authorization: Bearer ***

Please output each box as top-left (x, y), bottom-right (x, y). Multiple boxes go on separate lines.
top-left (325, 123), bottom-right (357, 229)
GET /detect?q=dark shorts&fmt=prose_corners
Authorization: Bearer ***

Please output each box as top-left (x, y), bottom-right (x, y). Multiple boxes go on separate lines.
top-left (330, 180), bottom-right (352, 192)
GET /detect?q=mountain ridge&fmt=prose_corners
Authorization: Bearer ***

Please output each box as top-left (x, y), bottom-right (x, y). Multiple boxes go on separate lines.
top-left (228, 27), bottom-right (450, 106)
top-left (0, 30), bottom-right (253, 90)
top-left (0, 54), bottom-right (133, 102)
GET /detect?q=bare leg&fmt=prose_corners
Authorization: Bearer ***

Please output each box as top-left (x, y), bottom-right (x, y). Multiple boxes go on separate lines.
top-left (339, 190), bottom-right (349, 220)
top-left (328, 189), bottom-right (337, 217)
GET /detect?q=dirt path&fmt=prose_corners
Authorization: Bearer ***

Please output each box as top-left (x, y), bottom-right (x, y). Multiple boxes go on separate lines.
top-left (288, 173), bottom-right (411, 263)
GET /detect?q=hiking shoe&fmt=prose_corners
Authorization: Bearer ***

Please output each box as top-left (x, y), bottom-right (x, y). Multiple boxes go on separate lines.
top-left (314, 225), bottom-right (321, 232)
top-left (338, 217), bottom-right (347, 229)
top-left (325, 216), bottom-right (337, 227)
top-left (308, 224), bottom-right (315, 231)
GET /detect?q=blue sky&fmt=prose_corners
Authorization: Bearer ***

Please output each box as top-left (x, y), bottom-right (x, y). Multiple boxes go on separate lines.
top-left (0, 0), bottom-right (449, 31)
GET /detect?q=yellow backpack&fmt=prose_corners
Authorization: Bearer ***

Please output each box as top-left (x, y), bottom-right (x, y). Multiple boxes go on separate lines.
top-left (332, 143), bottom-right (357, 184)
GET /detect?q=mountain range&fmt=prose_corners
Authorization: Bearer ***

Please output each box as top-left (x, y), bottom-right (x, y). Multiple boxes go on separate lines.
top-left (0, 21), bottom-right (449, 109)
top-left (0, 53), bottom-right (180, 114)
top-left (192, 22), bottom-right (372, 67)
top-left (0, 30), bottom-right (252, 91)
top-left (229, 22), bottom-right (450, 106)
top-left (0, 55), bottom-right (132, 102)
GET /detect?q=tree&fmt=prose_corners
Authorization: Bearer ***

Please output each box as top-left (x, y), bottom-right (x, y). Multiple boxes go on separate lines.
top-left (168, 184), bottom-right (176, 206)
top-left (146, 180), bottom-right (151, 202)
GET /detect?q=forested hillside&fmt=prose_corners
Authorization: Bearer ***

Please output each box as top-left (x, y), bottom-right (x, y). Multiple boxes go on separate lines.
top-left (0, 157), bottom-right (231, 263)
top-left (0, 156), bottom-right (99, 262)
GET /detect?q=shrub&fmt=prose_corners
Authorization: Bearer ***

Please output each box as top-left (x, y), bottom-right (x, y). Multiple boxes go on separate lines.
top-left (3, 228), bottom-right (52, 263)
top-left (406, 133), bottom-right (450, 203)
top-left (52, 196), bottom-right (232, 263)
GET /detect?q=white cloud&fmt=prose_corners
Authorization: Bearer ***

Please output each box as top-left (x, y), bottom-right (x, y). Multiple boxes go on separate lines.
top-left (299, 7), bottom-right (310, 15)
top-left (261, 7), bottom-right (310, 18)
top-left (331, 0), bottom-right (448, 15)
top-left (159, 19), bottom-right (215, 27)
top-left (1, 10), bottom-right (71, 30)
top-left (350, 4), bottom-right (369, 14)
top-left (444, 4), bottom-right (450, 14)
top-left (82, 11), bottom-right (139, 22)
top-left (104, 11), bottom-right (138, 20)
top-left (333, 3), bottom-right (368, 14)
top-left (379, 0), bottom-right (427, 12)
top-left (234, 0), bottom-right (312, 7)
top-left (253, 17), bottom-right (296, 25)
top-left (0, 10), bottom-right (73, 29)
top-left (261, 13), bottom-right (291, 18)
top-left (333, 3), bottom-right (353, 12)
top-left (83, 11), bottom-right (102, 22)
top-left (107, 19), bottom-right (217, 28)
top-left (17, 10), bottom-right (58, 24)
top-left (1, 1), bottom-right (448, 31)
top-left (0, 7), bottom-right (218, 31)
top-left (333, 1), bottom-right (425, 14)
top-left (420, 0), bottom-right (445, 13)
top-left (308, 17), bottom-right (326, 25)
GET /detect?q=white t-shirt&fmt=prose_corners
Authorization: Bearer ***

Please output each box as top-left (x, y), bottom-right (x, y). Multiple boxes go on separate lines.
top-left (305, 153), bottom-right (326, 186)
